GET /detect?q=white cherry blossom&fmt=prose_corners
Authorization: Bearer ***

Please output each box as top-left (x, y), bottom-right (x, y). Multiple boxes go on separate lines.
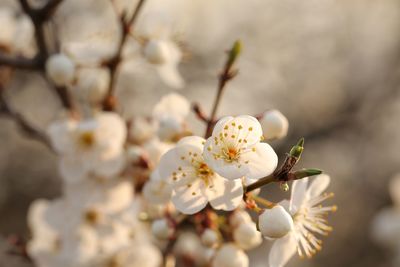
top-left (203, 115), bottom-right (278, 180)
top-left (158, 136), bottom-right (243, 214)
top-left (269, 174), bottom-right (337, 267)
top-left (47, 112), bottom-right (126, 184)
top-left (143, 169), bottom-right (173, 205)
top-left (152, 93), bottom-right (190, 141)
top-left (138, 13), bottom-right (184, 89)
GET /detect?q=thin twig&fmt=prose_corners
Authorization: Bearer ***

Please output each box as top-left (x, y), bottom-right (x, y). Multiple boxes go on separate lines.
top-left (0, 87), bottom-right (52, 150)
top-left (102, 0), bottom-right (147, 111)
top-left (192, 102), bottom-right (209, 123)
top-left (204, 41), bottom-right (241, 138)
top-left (0, 54), bottom-right (40, 69)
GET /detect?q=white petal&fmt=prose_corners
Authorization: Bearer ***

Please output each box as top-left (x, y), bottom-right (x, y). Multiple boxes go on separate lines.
top-left (47, 119), bottom-right (77, 154)
top-left (95, 112), bottom-right (127, 149)
top-left (240, 142), bottom-right (278, 180)
top-left (212, 116), bottom-right (234, 134)
top-left (143, 179), bottom-right (173, 205)
top-left (153, 93), bottom-right (190, 122)
top-left (177, 136), bottom-right (206, 149)
top-left (208, 176), bottom-right (243, 211)
top-left (158, 143), bottom-right (202, 184)
top-left (289, 178), bottom-right (309, 215)
top-left (268, 234), bottom-right (297, 267)
top-left (172, 180), bottom-right (208, 214)
top-left (306, 174), bottom-right (331, 199)
top-left (212, 115), bottom-right (264, 146)
top-left (59, 156), bottom-right (87, 184)
top-left (157, 63), bottom-right (185, 89)
top-left (203, 138), bottom-right (248, 180)
top-left (92, 153), bottom-right (125, 178)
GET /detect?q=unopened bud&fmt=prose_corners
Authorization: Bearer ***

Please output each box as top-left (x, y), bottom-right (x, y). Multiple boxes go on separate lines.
top-left (258, 205), bottom-right (293, 239)
top-left (151, 218), bottom-right (173, 240)
top-left (46, 53), bottom-right (75, 86)
top-left (293, 168), bottom-right (323, 180)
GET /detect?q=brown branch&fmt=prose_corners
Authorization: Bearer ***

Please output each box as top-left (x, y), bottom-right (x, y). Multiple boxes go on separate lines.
top-left (102, 0), bottom-right (147, 111)
top-left (0, 87), bottom-right (52, 150)
top-left (192, 102), bottom-right (209, 123)
top-left (0, 54), bottom-right (40, 69)
top-left (204, 41), bottom-right (241, 138)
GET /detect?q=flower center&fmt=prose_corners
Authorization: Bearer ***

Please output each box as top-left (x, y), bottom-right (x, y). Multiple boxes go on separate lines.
top-left (78, 131), bottom-right (95, 148)
top-left (222, 147), bottom-right (240, 162)
top-left (196, 162), bottom-right (214, 186)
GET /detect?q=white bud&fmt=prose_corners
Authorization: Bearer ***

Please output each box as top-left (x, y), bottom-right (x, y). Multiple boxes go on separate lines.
top-left (201, 229), bottom-right (219, 247)
top-left (157, 117), bottom-right (182, 141)
top-left (75, 68), bottom-right (109, 103)
top-left (233, 222), bottom-right (262, 250)
top-left (126, 146), bottom-right (143, 163)
top-left (130, 117), bottom-right (155, 144)
top-left (151, 218), bottom-right (173, 240)
top-left (212, 244), bottom-right (249, 267)
top-left (144, 40), bottom-right (169, 65)
top-left (260, 110), bottom-right (289, 140)
top-left (230, 210), bottom-right (252, 228)
top-left (258, 205), bottom-right (294, 239)
top-left (46, 53), bottom-right (75, 86)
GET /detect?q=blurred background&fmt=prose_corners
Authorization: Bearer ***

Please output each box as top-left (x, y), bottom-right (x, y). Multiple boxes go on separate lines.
top-left (1, 0), bottom-right (400, 266)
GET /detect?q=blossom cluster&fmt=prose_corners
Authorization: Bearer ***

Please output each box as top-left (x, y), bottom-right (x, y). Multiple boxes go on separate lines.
top-left (0, 2), bottom-right (336, 267)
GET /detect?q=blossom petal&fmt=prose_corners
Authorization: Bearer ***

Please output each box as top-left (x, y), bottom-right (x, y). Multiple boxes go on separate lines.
top-left (269, 233), bottom-right (297, 267)
top-left (143, 179), bottom-right (173, 205)
top-left (47, 119), bottom-right (77, 154)
top-left (59, 156), bottom-right (87, 184)
top-left (153, 93), bottom-right (189, 122)
top-left (157, 64), bottom-right (185, 89)
top-left (240, 142), bottom-right (278, 180)
top-left (158, 143), bottom-right (203, 184)
top-left (95, 112), bottom-right (127, 149)
top-left (207, 175), bottom-right (243, 211)
top-left (306, 174), bottom-right (331, 200)
top-left (177, 136), bottom-right (206, 150)
top-left (171, 179), bottom-right (208, 214)
top-left (212, 115), bottom-right (264, 146)
top-left (203, 138), bottom-right (248, 180)
top-left (289, 178), bottom-right (309, 215)
top-left (93, 153), bottom-right (125, 178)
top-left (211, 116), bottom-right (233, 135)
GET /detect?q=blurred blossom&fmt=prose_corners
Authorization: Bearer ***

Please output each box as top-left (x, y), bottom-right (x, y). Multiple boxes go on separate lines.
top-left (47, 112), bottom-right (126, 184)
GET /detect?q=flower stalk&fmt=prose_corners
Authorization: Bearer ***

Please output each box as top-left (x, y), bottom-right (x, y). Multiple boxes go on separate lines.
top-left (204, 40), bottom-right (242, 138)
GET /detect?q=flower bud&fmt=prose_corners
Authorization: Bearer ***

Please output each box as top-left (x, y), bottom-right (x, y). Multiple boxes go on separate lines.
top-left (129, 117), bottom-right (155, 144)
top-left (212, 244), bottom-right (249, 267)
top-left (75, 68), bottom-right (109, 103)
top-left (151, 218), bottom-right (173, 240)
top-left (260, 110), bottom-right (289, 140)
top-left (144, 40), bottom-right (169, 65)
top-left (46, 53), bottom-right (75, 86)
top-left (126, 146), bottom-right (143, 163)
top-left (230, 210), bottom-right (252, 228)
top-left (233, 222), bottom-right (262, 250)
top-left (258, 205), bottom-right (293, 239)
top-left (201, 229), bottom-right (219, 247)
